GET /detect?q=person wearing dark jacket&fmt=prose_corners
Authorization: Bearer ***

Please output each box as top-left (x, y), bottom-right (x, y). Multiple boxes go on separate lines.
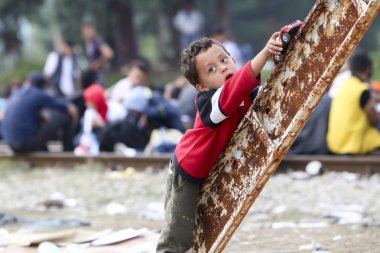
top-left (1, 72), bottom-right (78, 153)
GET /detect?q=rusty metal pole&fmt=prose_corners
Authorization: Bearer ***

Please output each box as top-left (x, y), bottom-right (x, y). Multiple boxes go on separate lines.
top-left (192, 0), bottom-right (380, 252)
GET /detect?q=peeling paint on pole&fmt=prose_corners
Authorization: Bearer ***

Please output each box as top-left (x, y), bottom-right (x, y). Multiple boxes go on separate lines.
top-left (192, 0), bottom-right (380, 252)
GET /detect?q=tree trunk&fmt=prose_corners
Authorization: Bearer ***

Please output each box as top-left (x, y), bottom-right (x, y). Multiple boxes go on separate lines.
top-left (109, 1), bottom-right (138, 67)
top-left (215, 0), bottom-right (229, 30)
top-left (156, 1), bottom-right (169, 61)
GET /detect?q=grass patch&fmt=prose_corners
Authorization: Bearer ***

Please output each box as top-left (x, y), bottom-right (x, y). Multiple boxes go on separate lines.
top-left (0, 160), bottom-right (29, 174)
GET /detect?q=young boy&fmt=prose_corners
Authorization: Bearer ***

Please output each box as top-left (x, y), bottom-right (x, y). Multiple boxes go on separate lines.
top-left (156, 33), bottom-right (283, 252)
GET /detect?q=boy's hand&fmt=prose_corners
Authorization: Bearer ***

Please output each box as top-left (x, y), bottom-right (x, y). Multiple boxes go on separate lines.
top-left (264, 32), bottom-right (283, 58)
top-left (250, 32), bottom-right (283, 77)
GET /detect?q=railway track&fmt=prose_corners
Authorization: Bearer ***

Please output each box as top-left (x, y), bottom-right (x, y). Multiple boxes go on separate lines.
top-left (0, 151), bottom-right (379, 173)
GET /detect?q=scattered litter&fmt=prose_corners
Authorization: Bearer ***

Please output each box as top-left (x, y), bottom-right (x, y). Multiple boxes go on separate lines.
top-left (105, 202), bottom-right (128, 216)
top-left (0, 227), bottom-right (148, 249)
top-left (106, 168), bottom-right (136, 179)
top-left (91, 228), bottom-right (148, 246)
top-left (272, 221), bottom-right (297, 229)
top-left (290, 171), bottom-right (312, 180)
top-left (0, 228), bottom-right (9, 243)
top-left (0, 230), bottom-right (75, 247)
top-left (39, 199), bottom-right (64, 209)
top-left (114, 143), bottom-right (137, 157)
top-left (299, 240), bottom-right (329, 252)
top-left (272, 205), bottom-right (287, 215)
top-left (298, 221), bottom-right (330, 228)
top-left (28, 218), bottom-right (90, 228)
top-left (305, 160), bottom-right (323, 175)
top-left (56, 229), bottom-right (112, 246)
top-left (37, 241), bottom-right (61, 253)
top-left (115, 241), bottom-right (156, 253)
top-left (0, 213), bottom-right (23, 226)
top-left (124, 167), bottom-right (136, 177)
top-left (272, 221), bottom-right (330, 229)
top-left (139, 202), bottom-right (165, 221)
top-left (326, 210), bottom-right (364, 224)
top-left (40, 192), bottom-right (77, 209)
top-left (342, 172), bottom-right (359, 182)
top-left (332, 235), bottom-right (341, 241)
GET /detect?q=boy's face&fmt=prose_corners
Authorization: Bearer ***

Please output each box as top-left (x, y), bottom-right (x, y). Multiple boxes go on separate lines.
top-left (195, 44), bottom-right (237, 92)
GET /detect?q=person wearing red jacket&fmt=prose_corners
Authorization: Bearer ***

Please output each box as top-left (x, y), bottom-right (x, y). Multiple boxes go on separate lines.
top-left (157, 33), bottom-right (283, 252)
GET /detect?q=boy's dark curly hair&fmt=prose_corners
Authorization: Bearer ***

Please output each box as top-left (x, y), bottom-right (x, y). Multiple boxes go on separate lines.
top-left (181, 37), bottom-right (229, 86)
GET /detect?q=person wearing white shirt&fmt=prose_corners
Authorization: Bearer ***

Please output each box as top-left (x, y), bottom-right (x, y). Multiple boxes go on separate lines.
top-left (43, 39), bottom-right (80, 98)
top-left (173, 0), bottom-right (204, 49)
top-left (212, 27), bottom-right (244, 69)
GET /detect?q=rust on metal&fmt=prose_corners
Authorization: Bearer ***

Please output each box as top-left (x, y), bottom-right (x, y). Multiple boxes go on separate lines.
top-left (192, 0), bottom-right (380, 252)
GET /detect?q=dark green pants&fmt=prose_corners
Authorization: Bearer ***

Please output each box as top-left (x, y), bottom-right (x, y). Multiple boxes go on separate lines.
top-left (156, 161), bottom-right (200, 253)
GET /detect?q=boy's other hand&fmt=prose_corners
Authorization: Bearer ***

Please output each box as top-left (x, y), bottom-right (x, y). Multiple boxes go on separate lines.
top-left (264, 32), bottom-right (283, 58)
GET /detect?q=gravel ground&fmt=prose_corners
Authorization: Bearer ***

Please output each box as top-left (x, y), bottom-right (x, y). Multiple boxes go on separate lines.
top-left (0, 160), bottom-right (379, 252)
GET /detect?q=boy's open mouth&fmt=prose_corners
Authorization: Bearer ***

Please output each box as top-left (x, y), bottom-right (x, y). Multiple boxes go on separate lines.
top-left (225, 73), bottom-right (233, 81)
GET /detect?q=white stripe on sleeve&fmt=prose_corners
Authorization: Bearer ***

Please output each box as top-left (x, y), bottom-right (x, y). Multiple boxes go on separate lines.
top-left (210, 87), bottom-right (228, 124)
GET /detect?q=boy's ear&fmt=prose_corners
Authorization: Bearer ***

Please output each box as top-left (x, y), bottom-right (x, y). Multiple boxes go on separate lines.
top-left (195, 83), bottom-right (208, 92)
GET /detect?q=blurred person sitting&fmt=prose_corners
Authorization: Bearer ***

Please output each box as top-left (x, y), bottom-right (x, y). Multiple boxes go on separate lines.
top-left (1, 72), bottom-right (78, 153)
top-left (0, 82), bottom-right (21, 140)
top-left (212, 26), bottom-right (244, 69)
top-left (288, 94), bottom-right (331, 155)
top-left (106, 59), bottom-right (151, 123)
top-left (175, 76), bottom-right (198, 128)
top-left (43, 38), bottom-right (81, 98)
top-left (327, 52), bottom-right (380, 154)
top-left (370, 80), bottom-right (380, 130)
top-left (143, 90), bottom-right (186, 154)
top-left (163, 78), bottom-right (183, 109)
top-left (74, 83), bottom-right (108, 155)
top-left (107, 59), bottom-right (150, 103)
top-left (98, 85), bottom-right (153, 152)
top-left (76, 69), bottom-right (152, 155)
top-left (82, 22), bottom-right (114, 85)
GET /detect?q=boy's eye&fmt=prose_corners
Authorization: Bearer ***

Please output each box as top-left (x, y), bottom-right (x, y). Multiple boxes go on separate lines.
top-left (221, 57), bottom-right (228, 63)
top-left (208, 66), bottom-right (216, 73)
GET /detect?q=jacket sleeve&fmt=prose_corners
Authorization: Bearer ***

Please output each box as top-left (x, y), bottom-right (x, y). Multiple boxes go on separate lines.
top-left (196, 61), bottom-right (260, 127)
top-left (38, 91), bottom-right (69, 111)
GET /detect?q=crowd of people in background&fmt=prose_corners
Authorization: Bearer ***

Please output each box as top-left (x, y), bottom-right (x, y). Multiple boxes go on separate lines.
top-left (0, 59), bottom-right (195, 156)
top-left (0, 18), bottom-right (200, 156)
top-left (0, 0), bottom-right (379, 157)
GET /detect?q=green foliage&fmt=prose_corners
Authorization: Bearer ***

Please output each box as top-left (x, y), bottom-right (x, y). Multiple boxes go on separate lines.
top-left (260, 69), bottom-right (272, 84)
top-left (0, 58), bottom-right (44, 88)
top-left (0, 0), bottom-right (379, 85)
top-left (228, 0), bottom-right (315, 49)
top-left (0, 0), bottom-right (44, 50)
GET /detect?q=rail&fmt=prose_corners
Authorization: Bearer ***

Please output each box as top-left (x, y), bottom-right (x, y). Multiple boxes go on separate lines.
top-left (0, 152), bottom-right (379, 174)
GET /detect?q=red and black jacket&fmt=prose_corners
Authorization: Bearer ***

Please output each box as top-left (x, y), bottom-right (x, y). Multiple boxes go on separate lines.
top-left (173, 62), bottom-right (261, 183)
